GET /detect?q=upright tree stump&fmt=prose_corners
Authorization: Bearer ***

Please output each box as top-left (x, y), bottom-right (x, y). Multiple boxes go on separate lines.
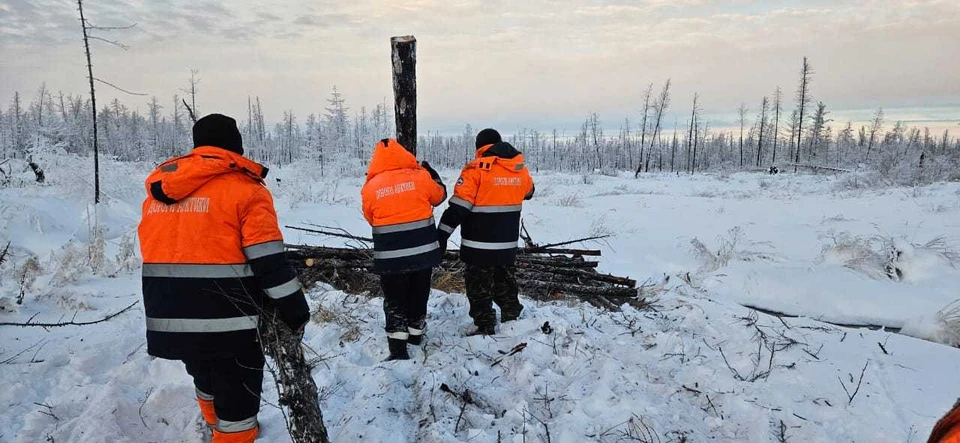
top-left (391, 35), bottom-right (417, 155)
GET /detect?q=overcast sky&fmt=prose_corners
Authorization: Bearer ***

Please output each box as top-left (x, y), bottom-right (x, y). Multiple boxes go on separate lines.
top-left (1, 0), bottom-right (958, 133)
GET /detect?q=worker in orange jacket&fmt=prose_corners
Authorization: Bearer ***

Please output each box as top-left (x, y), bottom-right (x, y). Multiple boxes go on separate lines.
top-left (437, 129), bottom-right (534, 335)
top-left (138, 114), bottom-right (309, 443)
top-left (361, 139), bottom-right (446, 360)
top-left (930, 400), bottom-right (960, 443)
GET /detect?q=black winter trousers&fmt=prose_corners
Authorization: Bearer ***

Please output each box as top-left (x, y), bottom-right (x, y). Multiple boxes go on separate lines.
top-left (183, 351), bottom-right (265, 425)
top-left (380, 268), bottom-right (433, 338)
top-left (464, 264), bottom-right (522, 328)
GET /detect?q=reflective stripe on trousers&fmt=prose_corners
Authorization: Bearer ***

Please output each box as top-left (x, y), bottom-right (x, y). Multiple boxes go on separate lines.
top-left (387, 330), bottom-right (410, 340)
top-left (217, 416), bottom-right (259, 433)
top-left (142, 263), bottom-right (254, 278)
top-left (263, 277), bottom-right (301, 300)
top-left (196, 388), bottom-right (215, 401)
top-left (372, 217), bottom-right (436, 234)
top-left (145, 316), bottom-right (259, 333)
top-left (242, 240), bottom-right (284, 260)
top-left (373, 242), bottom-right (440, 259)
top-left (460, 239), bottom-right (519, 250)
top-left (471, 205), bottom-right (522, 213)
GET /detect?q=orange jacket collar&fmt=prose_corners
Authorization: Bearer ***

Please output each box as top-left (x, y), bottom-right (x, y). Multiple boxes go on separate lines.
top-left (192, 146), bottom-right (268, 180)
top-left (475, 144), bottom-right (494, 157)
top-left (147, 147), bottom-right (267, 203)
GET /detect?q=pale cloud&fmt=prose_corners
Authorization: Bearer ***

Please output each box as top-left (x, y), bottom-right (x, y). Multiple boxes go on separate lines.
top-left (0, 0), bottom-right (957, 132)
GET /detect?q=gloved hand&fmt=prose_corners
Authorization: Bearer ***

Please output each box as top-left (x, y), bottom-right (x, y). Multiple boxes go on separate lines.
top-left (437, 231), bottom-right (449, 255)
top-left (421, 161), bottom-right (442, 182)
top-left (276, 289), bottom-right (310, 335)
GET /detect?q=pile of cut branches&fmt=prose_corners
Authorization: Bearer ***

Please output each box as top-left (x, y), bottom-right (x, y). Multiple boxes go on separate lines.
top-left (285, 224), bottom-right (648, 311)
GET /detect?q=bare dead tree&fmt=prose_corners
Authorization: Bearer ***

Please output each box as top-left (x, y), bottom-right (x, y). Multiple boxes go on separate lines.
top-left (646, 79), bottom-right (671, 173)
top-left (182, 99), bottom-right (197, 124)
top-left (738, 102), bottom-right (748, 168)
top-left (687, 93), bottom-right (700, 174)
top-left (794, 57), bottom-right (813, 172)
top-left (78, 0), bottom-right (99, 203)
top-left (634, 78), bottom-right (671, 178)
top-left (757, 96), bottom-right (769, 167)
top-left (866, 107), bottom-right (884, 159)
top-left (180, 69), bottom-right (201, 119)
top-left (77, 0), bottom-right (139, 204)
top-left (670, 119), bottom-right (678, 172)
top-left (637, 83), bottom-right (653, 173)
top-left (772, 87), bottom-right (782, 165)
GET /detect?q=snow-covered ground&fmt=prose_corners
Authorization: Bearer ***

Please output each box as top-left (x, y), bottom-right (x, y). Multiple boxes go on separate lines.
top-left (2, 156), bottom-right (960, 442)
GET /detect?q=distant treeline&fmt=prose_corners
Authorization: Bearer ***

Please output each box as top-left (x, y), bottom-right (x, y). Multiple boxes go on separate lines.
top-left (2, 60), bottom-right (958, 184)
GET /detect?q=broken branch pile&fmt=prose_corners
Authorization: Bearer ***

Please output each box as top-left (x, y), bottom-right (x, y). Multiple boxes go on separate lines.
top-left (285, 226), bottom-right (648, 311)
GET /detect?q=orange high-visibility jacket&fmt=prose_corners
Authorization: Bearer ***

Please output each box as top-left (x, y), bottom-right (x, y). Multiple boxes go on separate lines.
top-left (361, 139), bottom-right (446, 274)
top-left (138, 146), bottom-right (308, 360)
top-left (930, 400), bottom-right (960, 443)
top-left (438, 142), bottom-right (534, 265)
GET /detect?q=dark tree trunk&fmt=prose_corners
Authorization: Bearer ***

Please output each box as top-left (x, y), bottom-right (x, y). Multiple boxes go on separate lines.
top-left (78, 0), bottom-right (99, 204)
top-left (28, 162), bottom-right (45, 183)
top-left (391, 36), bottom-right (417, 155)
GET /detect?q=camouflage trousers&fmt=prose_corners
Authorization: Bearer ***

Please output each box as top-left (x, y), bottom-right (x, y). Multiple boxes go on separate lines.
top-left (381, 268), bottom-right (432, 338)
top-left (464, 264), bottom-right (522, 328)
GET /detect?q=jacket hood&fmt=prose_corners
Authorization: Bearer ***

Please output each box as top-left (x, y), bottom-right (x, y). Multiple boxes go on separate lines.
top-left (475, 142), bottom-right (526, 171)
top-left (366, 139), bottom-right (419, 181)
top-left (145, 146), bottom-right (268, 204)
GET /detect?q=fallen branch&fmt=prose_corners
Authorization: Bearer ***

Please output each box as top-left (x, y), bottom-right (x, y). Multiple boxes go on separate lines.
top-left (838, 361), bottom-right (870, 405)
top-left (258, 304), bottom-right (330, 442)
top-left (491, 342), bottom-right (528, 367)
top-left (741, 303), bottom-right (902, 333)
top-left (0, 241), bottom-right (9, 266)
top-left (440, 383), bottom-right (479, 434)
top-left (523, 234), bottom-right (611, 252)
top-left (286, 225), bottom-right (372, 244)
top-left (0, 302), bottom-right (138, 327)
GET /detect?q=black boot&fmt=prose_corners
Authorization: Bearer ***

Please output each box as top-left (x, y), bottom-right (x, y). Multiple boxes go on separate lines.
top-left (466, 324), bottom-right (496, 337)
top-left (407, 333), bottom-right (424, 346)
top-left (407, 324), bottom-right (426, 346)
top-left (386, 338), bottom-right (410, 361)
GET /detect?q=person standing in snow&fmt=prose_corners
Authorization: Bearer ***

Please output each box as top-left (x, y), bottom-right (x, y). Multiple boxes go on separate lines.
top-left (361, 138), bottom-right (447, 360)
top-left (138, 114), bottom-right (309, 443)
top-left (437, 128), bottom-right (534, 336)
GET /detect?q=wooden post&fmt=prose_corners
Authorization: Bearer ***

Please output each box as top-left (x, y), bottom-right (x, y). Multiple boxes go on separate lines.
top-left (391, 35), bottom-right (417, 155)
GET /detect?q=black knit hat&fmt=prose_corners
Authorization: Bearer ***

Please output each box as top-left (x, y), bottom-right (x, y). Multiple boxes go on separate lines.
top-left (475, 128), bottom-right (502, 149)
top-left (193, 114), bottom-right (243, 155)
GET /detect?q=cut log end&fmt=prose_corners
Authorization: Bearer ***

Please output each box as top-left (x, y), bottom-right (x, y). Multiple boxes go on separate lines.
top-left (391, 35), bottom-right (416, 44)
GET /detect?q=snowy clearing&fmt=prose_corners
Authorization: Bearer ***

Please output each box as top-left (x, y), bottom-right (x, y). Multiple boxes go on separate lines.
top-left (2, 157), bottom-right (960, 442)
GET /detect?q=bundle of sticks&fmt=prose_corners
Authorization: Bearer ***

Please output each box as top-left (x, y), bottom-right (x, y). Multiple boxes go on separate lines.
top-left (285, 224), bottom-right (647, 311)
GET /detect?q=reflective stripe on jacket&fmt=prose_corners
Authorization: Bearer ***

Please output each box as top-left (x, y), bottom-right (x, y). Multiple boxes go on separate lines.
top-left (361, 139), bottom-right (446, 274)
top-left (439, 142), bottom-right (534, 266)
top-left (138, 146), bottom-right (309, 360)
